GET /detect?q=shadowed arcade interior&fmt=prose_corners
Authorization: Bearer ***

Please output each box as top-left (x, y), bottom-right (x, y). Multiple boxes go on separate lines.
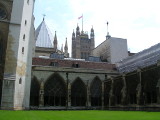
top-left (71, 77), bottom-right (87, 106)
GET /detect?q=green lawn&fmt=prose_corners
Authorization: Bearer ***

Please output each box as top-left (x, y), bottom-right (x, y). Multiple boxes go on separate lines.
top-left (0, 110), bottom-right (160, 120)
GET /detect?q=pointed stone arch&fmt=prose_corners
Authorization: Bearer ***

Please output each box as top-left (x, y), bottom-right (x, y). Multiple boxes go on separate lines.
top-left (30, 76), bottom-right (40, 106)
top-left (90, 76), bottom-right (102, 106)
top-left (44, 73), bottom-right (67, 106)
top-left (126, 73), bottom-right (139, 104)
top-left (0, 3), bottom-right (8, 20)
top-left (71, 77), bottom-right (87, 106)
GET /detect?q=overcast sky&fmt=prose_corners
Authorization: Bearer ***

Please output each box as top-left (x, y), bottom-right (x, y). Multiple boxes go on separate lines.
top-left (34, 0), bottom-right (160, 55)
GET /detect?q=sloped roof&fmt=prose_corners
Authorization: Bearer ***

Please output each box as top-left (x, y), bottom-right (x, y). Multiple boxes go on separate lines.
top-left (116, 42), bottom-right (160, 73)
top-left (35, 20), bottom-right (53, 48)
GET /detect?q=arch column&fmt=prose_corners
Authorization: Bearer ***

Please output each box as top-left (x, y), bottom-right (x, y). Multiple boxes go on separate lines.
top-left (86, 80), bottom-right (91, 108)
top-left (136, 69), bottom-right (143, 105)
top-left (109, 78), bottom-right (115, 106)
top-left (39, 81), bottom-right (44, 107)
top-left (67, 82), bottom-right (71, 107)
top-left (121, 75), bottom-right (127, 105)
top-left (156, 79), bottom-right (160, 104)
top-left (66, 73), bottom-right (71, 108)
top-left (101, 81), bottom-right (104, 109)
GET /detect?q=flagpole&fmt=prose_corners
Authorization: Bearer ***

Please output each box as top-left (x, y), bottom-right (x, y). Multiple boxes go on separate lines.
top-left (82, 14), bottom-right (83, 33)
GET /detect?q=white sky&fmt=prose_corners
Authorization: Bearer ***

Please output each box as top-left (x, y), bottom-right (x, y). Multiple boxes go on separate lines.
top-left (34, 0), bottom-right (160, 55)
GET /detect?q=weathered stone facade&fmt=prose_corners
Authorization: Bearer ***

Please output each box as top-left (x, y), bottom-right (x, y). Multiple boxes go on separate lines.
top-left (30, 58), bottom-right (118, 109)
top-left (0, 0), bottom-right (35, 110)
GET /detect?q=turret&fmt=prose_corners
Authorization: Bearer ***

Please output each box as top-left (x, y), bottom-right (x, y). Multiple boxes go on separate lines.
top-left (64, 38), bottom-right (69, 57)
top-left (72, 29), bottom-right (75, 40)
top-left (76, 24), bottom-right (80, 36)
top-left (90, 26), bottom-right (95, 50)
top-left (90, 26), bottom-right (94, 39)
top-left (64, 38), bottom-right (68, 54)
top-left (53, 31), bottom-right (57, 50)
top-left (61, 44), bottom-right (63, 53)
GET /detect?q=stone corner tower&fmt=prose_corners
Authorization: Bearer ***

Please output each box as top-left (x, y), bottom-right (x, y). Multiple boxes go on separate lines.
top-left (0, 0), bottom-right (35, 110)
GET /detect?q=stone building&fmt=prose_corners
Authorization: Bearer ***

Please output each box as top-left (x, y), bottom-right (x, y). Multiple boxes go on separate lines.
top-left (72, 25), bottom-right (95, 60)
top-left (0, 0), bottom-right (35, 110)
top-left (0, 0), bottom-right (160, 111)
top-left (93, 35), bottom-right (128, 64)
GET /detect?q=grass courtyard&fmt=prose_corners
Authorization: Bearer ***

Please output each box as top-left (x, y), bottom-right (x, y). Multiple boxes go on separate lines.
top-left (0, 110), bottom-right (160, 120)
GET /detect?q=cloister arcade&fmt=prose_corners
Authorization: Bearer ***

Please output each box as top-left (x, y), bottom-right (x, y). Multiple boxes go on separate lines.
top-left (30, 63), bottom-right (160, 110)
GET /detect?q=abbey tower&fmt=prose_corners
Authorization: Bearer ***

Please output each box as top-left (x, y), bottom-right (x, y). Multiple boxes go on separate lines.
top-left (0, 0), bottom-right (35, 110)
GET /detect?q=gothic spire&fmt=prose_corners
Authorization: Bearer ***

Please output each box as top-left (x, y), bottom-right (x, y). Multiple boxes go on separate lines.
top-left (54, 31), bottom-right (57, 50)
top-left (61, 44), bottom-right (63, 52)
top-left (64, 37), bottom-right (68, 54)
top-left (90, 25), bottom-right (94, 39)
top-left (76, 24), bottom-right (80, 36)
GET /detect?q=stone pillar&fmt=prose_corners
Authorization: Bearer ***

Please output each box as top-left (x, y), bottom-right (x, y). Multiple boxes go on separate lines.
top-left (39, 81), bottom-right (44, 107)
top-left (101, 81), bottom-right (104, 110)
top-left (86, 80), bottom-right (91, 108)
top-left (121, 75), bottom-right (127, 105)
top-left (136, 69), bottom-right (143, 105)
top-left (156, 79), bottom-right (160, 104)
top-left (109, 78), bottom-right (115, 106)
top-left (67, 83), bottom-right (71, 107)
top-left (66, 73), bottom-right (71, 108)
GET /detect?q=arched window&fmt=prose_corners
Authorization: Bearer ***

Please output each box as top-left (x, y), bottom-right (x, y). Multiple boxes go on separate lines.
top-left (71, 78), bottom-right (87, 106)
top-left (44, 73), bottom-right (66, 106)
top-left (90, 77), bottom-right (102, 106)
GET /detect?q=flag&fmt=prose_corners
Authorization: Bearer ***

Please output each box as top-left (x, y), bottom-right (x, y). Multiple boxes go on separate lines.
top-left (78, 15), bottom-right (83, 19)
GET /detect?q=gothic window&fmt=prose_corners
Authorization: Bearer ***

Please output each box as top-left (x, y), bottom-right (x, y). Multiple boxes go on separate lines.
top-left (126, 74), bottom-right (138, 104)
top-left (23, 34), bottom-right (25, 40)
top-left (44, 73), bottom-right (66, 106)
top-left (19, 78), bottom-right (22, 84)
top-left (104, 81), bottom-right (111, 106)
top-left (0, 6), bottom-right (7, 20)
top-left (90, 77), bottom-right (102, 106)
top-left (71, 78), bottom-right (86, 106)
top-left (25, 20), bottom-right (27, 25)
top-left (30, 77), bottom-right (40, 106)
top-left (22, 47), bottom-right (24, 54)
top-left (114, 78), bottom-right (123, 104)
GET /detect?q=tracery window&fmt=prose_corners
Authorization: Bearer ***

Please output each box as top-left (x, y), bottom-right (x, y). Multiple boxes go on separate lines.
top-left (44, 73), bottom-right (66, 106)
top-left (71, 78), bottom-right (86, 106)
top-left (90, 77), bottom-right (102, 106)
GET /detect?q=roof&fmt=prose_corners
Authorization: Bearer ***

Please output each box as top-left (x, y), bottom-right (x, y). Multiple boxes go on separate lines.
top-left (35, 20), bottom-right (53, 48)
top-left (116, 42), bottom-right (160, 73)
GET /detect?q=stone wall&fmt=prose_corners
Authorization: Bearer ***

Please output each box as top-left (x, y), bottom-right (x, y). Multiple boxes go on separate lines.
top-left (33, 57), bottom-right (116, 70)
